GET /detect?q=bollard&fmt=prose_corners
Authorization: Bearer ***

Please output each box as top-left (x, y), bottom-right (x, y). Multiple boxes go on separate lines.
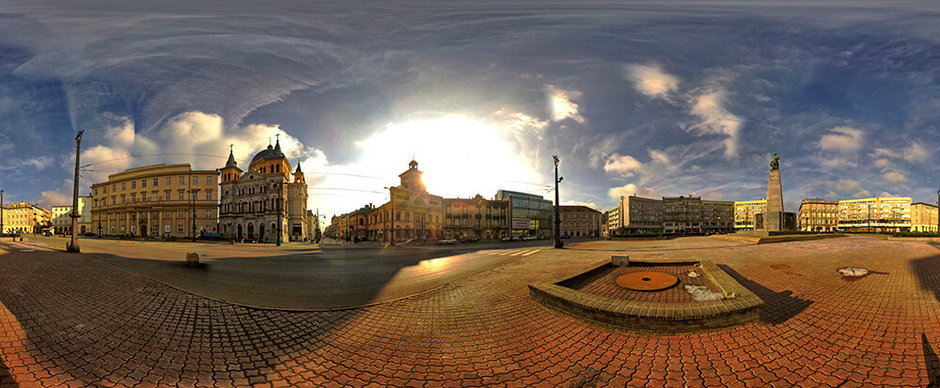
top-left (611, 255), bottom-right (630, 267)
top-left (186, 252), bottom-right (200, 267)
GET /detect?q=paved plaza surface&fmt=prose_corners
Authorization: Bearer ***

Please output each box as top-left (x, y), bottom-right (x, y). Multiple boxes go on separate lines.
top-left (1, 235), bottom-right (939, 386)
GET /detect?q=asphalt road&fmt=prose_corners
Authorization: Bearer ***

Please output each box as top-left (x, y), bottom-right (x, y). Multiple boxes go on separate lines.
top-left (18, 236), bottom-right (574, 310)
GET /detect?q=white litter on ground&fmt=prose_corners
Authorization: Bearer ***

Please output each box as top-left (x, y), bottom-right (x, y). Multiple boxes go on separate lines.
top-left (684, 284), bottom-right (725, 301)
top-left (687, 271), bottom-right (701, 278)
top-left (838, 267), bottom-right (869, 277)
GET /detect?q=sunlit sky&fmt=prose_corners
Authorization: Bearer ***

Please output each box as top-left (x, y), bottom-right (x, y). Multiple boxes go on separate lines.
top-left (0, 0), bottom-right (939, 221)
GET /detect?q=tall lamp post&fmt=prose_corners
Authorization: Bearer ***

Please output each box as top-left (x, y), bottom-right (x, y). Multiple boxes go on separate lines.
top-left (553, 155), bottom-right (564, 249)
top-left (190, 188), bottom-right (201, 242)
top-left (68, 130), bottom-right (84, 252)
top-left (1, 189), bottom-right (5, 235)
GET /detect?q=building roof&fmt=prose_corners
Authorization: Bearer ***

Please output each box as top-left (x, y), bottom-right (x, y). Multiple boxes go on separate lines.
top-left (250, 139), bottom-right (286, 163)
top-left (559, 205), bottom-right (600, 213)
top-left (224, 147), bottom-right (238, 168)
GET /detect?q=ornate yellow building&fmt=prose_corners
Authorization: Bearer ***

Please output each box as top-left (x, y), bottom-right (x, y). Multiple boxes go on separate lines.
top-left (365, 160), bottom-right (443, 243)
top-left (218, 139), bottom-right (309, 242)
top-left (798, 198), bottom-right (838, 232)
top-left (90, 164), bottom-right (219, 238)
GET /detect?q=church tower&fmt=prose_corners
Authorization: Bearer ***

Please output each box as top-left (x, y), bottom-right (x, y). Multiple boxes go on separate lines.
top-left (399, 159), bottom-right (426, 193)
top-left (219, 145), bottom-right (242, 183)
top-left (248, 135), bottom-right (291, 181)
top-left (293, 163), bottom-right (305, 184)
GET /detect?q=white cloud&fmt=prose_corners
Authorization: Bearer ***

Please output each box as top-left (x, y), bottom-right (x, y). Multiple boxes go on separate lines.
top-left (546, 85), bottom-right (584, 123)
top-left (687, 89), bottom-right (742, 158)
top-left (603, 154), bottom-right (643, 176)
top-left (608, 183), bottom-right (659, 199)
top-left (901, 142), bottom-right (929, 164)
top-left (819, 126), bottom-right (864, 153)
top-left (648, 149), bottom-right (671, 165)
top-left (37, 180), bottom-right (74, 208)
top-left (829, 178), bottom-right (871, 198)
top-left (882, 171), bottom-right (907, 184)
top-left (873, 158), bottom-right (891, 168)
top-left (624, 64), bottom-right (680, 99)
top-left (562, 200), bottom-right (599, 209)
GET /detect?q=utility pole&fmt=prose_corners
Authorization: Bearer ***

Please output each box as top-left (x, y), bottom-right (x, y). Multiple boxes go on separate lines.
top-left (68, 130), bottom-right (84, 253)
top-left (553, 155), bottom-right (564, 249)
top-left (1, 189), bottom-right (4, 235)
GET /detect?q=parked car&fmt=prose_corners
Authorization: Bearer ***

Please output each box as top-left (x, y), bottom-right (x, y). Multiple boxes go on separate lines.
top-left (521, 235), bottom-right (537, 241)
top-left (438, 238), bottom-right (457, 245)
top-left (461, 236), bottom-right (480, 243)
top-left (560, 234), bottom-right (571, 239)
top-left (501, 236), bottom-right (518, 242)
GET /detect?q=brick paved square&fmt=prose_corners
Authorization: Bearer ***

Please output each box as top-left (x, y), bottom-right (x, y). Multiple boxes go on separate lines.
top-left (1, 236), bottom-right (939, 386)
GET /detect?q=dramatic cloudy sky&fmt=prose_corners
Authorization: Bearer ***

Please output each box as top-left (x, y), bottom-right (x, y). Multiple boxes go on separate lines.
top-left (1, 0), bottom-right (938, 220)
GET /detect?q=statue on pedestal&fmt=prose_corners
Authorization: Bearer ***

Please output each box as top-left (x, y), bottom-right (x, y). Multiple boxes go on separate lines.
top-left (770, 153), bottom-right (780, 170)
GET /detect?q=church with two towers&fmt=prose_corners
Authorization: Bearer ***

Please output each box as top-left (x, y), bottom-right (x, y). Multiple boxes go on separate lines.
top-left (218, 137), bottom-right (309, 242)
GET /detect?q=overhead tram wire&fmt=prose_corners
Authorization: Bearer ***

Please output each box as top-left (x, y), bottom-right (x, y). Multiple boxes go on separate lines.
top-left (79, 153), bottom-right (228, 168)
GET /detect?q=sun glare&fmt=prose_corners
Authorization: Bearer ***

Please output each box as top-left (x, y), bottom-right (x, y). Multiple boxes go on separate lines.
top-left (354, 115), bottom-right (543, 198)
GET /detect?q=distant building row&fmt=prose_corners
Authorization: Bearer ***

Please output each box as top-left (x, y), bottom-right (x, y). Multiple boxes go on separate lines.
top-left (605, 194), bottom-right (939, 236)
top-left (326, 161), bottom-right (604, 242)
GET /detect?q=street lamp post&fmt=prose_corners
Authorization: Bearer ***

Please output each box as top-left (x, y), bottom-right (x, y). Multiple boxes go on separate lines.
top-left (68, 130), bottom-right (84, 253)
top-left (1, 189), bottom-right (4, 235)
top-left (553, 155), bottom-right (564, 249)
top-left (190, 188), bottom-right (201, 242)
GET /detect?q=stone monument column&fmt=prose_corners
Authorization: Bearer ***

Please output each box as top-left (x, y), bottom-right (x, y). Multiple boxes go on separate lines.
top-left (763, 153), bottom-right (784, 231)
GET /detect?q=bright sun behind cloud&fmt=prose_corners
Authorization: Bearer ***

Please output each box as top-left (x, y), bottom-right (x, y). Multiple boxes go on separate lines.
top-left (354, 114), bottom-right (545, 199)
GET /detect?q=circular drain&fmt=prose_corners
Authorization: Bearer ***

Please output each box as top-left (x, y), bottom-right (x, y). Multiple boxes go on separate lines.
top-left (616, 272), bottom-right (678, 291)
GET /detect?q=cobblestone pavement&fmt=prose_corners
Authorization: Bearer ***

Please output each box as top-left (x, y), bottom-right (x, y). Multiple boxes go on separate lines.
top-left (1, 236), bottom-right (939, 386)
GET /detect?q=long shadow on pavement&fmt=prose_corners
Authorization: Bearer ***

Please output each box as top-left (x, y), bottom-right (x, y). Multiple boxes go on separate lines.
top-left (718, 264), bottom-right (813, 325)
top-left (923, 333), bottom-right (940, 387)
top-left (0, 357), bottom-right (14, 387)
top-left (84, 244), bottom-right (530, 310)
top-left (911, 254), bottom-right (940, 303)
top-left (0, 248), bottom-right (362, 386)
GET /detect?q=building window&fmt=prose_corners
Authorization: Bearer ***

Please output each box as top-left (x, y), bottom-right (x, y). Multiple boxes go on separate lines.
top-left (130, 194), bottom-right (136, 203)
top-left (178, 211), bottom-right (184, 218)
top-left (164, 191), bottom-right (170, 201)
top-left (178, 224), bottom-right (183, 233)
top-left (178, 191), bottom-right (185, 201)
top-left (193, 176), bottom-right (199, 185)
top-left (206, 210), bottom-right (212, 218)
top-left (153, 178), bottom-right (159, 187)
top-left (121, 183), bottom-right (126, 191)
top-left (207, 176), bottom-right (213, 185)
top-left (166, 177), bottom-right (171, 186)
top-left (206, 191), bottom-right (212, 200)
top-left (142, 179), bottom-right (147, 188)
top-left (165, 211), bottom-right (171, 218)
top-left (179, 176), bottom-right (185, 185)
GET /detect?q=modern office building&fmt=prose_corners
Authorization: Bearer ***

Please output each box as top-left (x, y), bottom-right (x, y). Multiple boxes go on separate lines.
top-left (494, 189), bottom-right (553, 238)
top-left (91, 164), bottom-right (219, 238)
top-left (702, 200), bottom-right (734, 233)
top-left (733, 199), bottom-right (766, 230)
top-left (606, 195), bottom-right (663, 235)
top-left (662, 196), bottom-right (703, 234)
top-left (837, 197), bottom-right (911, 232)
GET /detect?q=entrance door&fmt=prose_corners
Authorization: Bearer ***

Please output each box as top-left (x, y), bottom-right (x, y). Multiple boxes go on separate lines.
top-left (237, 224), bottom-right (243, 239)
top-left (247, 223), bottom-right (255, 240)
top-left (259, 223), bottom-right (265, 242)
top-left (139, 222), bottom-right (147, 237)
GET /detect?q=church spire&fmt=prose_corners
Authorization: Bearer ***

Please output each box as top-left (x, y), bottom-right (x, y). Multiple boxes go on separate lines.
top-left (273, 133), bottom-right (282, 154)
top-left (225, 144), bottom-right (237, 168)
